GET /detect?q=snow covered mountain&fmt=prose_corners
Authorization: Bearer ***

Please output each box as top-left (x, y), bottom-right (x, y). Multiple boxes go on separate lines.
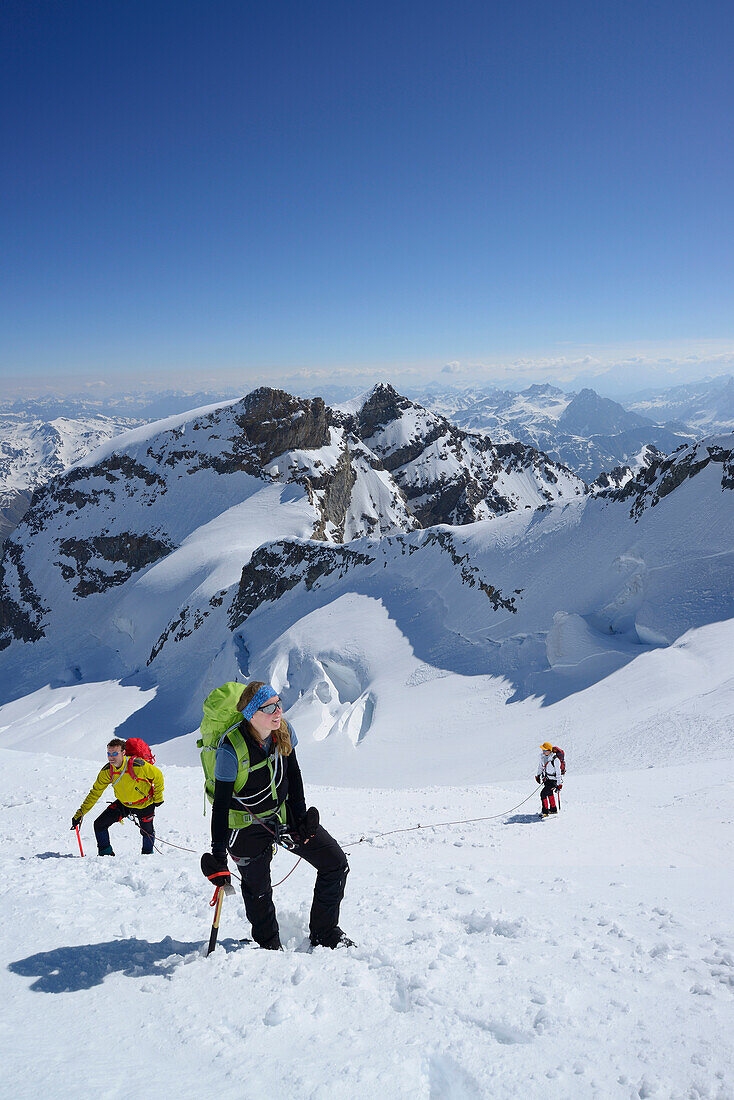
top-left (0, 389), bottom-right (243, 421)
top-left (418, 384), bottom-right (693, 481)
top-left (588, 442), bottom-right (662, 494)
top-left (337, 384), bottom-right (584, 525)
top-left (625, 374), bottom-right (734, 436)
top-left (0, 385), bottom-right (588, 749)
top-left (212, 431), bottom-right (734, 784)
top-left (0, 371), bottom-right (731, 785)
top-left (0, 412), bottom-right (138, 544)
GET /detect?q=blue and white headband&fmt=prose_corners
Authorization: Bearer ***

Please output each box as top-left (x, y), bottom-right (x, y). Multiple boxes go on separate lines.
top-left (241, 683), bottom-right (278, 722)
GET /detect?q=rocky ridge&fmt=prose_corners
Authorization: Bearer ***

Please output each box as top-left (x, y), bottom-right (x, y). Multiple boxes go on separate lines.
top-left (335, 383), bottom-right (585, 525)
top-left (0, 389), bottom-right (418, 652)
top-left (595, 435), bottom-right (734, 519)
top-left (228, 528), bottom-right (519, 636)
top-left (0, 385), bottom-right (584, 655)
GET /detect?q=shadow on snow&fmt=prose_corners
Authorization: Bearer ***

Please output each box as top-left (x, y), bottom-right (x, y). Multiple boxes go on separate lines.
top-left (7, 935), bottom-right (247, 993)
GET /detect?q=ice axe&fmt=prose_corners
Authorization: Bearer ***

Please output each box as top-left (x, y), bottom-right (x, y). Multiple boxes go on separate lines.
top-left (75, 825), bottom-right (84, 857)
top-left (207, 882), bottom-right (235, 956)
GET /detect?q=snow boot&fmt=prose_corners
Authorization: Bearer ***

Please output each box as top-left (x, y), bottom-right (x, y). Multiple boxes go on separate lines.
top-left (260, 933), bottom-right (283, 951)
top-left (98, 845), bottom-right (115, 856)
top-left (549, 806), bottom-right (558, 815)
top-left (310, 927), bottom-right (356, 950)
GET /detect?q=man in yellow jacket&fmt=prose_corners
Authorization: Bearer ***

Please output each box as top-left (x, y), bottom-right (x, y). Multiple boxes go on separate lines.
top-left (71, 739), bottom-right (164, 856)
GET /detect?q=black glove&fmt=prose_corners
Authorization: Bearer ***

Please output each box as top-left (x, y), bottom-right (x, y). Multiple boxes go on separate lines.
top-left (201, 852), bottom-right (231, 887)
top-left (292, 806), bottom-right (320, 845)
top-left (535, 775), bottom-right (541, 784)
top-left (71, 813), bottom-right (82, 831)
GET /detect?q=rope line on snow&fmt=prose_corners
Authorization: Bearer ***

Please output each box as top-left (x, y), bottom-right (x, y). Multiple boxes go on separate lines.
top-left (118, 787), bottom-right (543, 878)
top-left (341, 789), bottom-right (540, 850)
top-left (121, 815), bottom-right (303, 886)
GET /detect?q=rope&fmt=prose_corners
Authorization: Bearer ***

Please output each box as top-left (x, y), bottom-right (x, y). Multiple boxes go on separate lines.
top-left (121, 787), bottom-right (542, 879)
top-left (341, 788), bottom-right (539, 850)
top-left (271, 857), bottom-right (303, 888)
top-left (122, 812), bottom-right (301, 887)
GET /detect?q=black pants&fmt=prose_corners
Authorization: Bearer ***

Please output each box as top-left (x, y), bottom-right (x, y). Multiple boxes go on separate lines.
top-left (232, 825), bottom-right (349, 948)
top-left (94, 801), bottom-right (156, 853)
top-left (540, 780), bottom-right (558, 812)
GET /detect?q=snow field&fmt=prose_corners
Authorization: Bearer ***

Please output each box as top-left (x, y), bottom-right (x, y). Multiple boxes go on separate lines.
top-left (1, 748), bottom-right (733, 1099)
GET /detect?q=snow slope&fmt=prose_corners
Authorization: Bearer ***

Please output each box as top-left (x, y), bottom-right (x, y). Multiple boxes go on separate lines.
top-left (0, 412), bottom-right (138, 543)
top-left (206, 434), bottom-right (734, 786)
top-left (1, 746), bottom-right (732, 1100)
top-left (0, 413), bottom-right (140, 496)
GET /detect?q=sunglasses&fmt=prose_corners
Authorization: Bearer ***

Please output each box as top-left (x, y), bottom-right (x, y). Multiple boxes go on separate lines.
top-left (107, 750), bottom-right (123, 757)
top-left (259, 701), bottom-right (282, 715)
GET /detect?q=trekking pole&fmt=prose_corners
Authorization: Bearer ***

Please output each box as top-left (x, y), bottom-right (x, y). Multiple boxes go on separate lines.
top-left (206, 882), bottom-right (235, 956)
top-left (75, 825), bottom-right (85, 857)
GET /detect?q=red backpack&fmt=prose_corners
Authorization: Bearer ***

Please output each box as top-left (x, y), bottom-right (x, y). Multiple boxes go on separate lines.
top-left (106, 739), bottom-right (157, 806)
top-left (552, 746), bottom-right (566, 775)
top-left (124, 738), bottom-right (156, 764)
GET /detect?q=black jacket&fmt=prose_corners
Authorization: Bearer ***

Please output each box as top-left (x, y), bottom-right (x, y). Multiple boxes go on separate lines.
top-left (211, 723), bottom-right (306, 858)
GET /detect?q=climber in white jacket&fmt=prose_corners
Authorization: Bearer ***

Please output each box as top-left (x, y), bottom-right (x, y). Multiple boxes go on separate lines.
top-left (535, 742), bottom-right (563, 816)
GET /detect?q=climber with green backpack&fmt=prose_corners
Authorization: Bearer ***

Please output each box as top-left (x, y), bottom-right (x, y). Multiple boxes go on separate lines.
top-left (198, 680), bottom-right (353, 951)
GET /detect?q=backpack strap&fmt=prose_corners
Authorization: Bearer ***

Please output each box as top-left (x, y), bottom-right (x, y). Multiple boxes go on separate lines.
top-left (109, 757), bottom-right (155, 806)
top-left (224, 726), bottom-right (282, 829)
top-left (225, 726), bottom-right (251, 794)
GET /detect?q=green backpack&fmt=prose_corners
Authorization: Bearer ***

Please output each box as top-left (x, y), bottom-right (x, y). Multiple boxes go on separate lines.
top-left (196, 681), bottom-right (285, 830)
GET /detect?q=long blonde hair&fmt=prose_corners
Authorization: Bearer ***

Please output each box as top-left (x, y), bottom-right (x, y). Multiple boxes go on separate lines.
top-left (237, 681), bottom-right (293, 755)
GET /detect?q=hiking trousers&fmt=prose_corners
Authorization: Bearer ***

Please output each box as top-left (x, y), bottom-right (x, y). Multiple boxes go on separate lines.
top-left (94, 800), bottom-right (156, 853)
top-left (233, 825), bottom-right (349, 948)
top-left (540, 780), bottom-right (558, 812)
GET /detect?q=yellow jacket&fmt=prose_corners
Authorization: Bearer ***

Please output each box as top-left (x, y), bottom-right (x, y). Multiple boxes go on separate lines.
top-left (76, 757), bottom-right (164, 818)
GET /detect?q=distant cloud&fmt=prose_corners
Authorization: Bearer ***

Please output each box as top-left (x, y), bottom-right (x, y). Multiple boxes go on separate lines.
top-left (431, 342), bottom-right (734, 396)
top-left (1, 340), bottom-right (733, 403)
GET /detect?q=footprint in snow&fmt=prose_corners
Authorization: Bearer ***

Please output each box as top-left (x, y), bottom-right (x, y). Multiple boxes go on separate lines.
top-left (464, 912), bottom-right (526, 938)
top-left (391, 977), bottom-right (412, 1013)
top-left (428, 1053), bottom-right (484, 1099)
top-left (458, 1011), bottom-right (534, 1046)
top-left (263, 1000), bottom-right (291, 1027)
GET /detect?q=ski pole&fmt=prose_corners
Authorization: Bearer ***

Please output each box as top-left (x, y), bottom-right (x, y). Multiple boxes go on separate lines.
top-left (75, 825), bottom-right (85, 857)
top-left (206, 882), bottom-right (234, 956)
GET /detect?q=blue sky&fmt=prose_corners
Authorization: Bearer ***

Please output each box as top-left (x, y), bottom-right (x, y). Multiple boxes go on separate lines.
top-left (1, 0), bottom-right (733, 394)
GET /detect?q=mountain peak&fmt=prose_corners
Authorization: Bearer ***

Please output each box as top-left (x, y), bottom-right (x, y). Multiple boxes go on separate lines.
top-left (356, 382), bottom-right (413, 438)
top-left (559, 389), bottom-right (651, 437)
top-left (231, 388), bottom-right (330, 461)
top-left (522, 383), bottom-right (564, 397)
